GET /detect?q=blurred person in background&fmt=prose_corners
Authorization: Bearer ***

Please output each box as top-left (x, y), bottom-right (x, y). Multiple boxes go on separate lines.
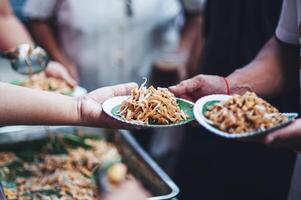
top-left (170, 1), bottom-right (299, 200)
top-left (22, 0), bottom-right (204, 159)
top-left (0, 0), bottom-right (76, 85)
top-left (0, 0), bottom-right (139, 129)
top-left (23, 0), bottom-right (184, 91)
top-left (147, 0), bottom-right (204, 174)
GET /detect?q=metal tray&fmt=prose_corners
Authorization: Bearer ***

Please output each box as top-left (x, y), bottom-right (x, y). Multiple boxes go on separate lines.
top-left (0, 126), bottom-right (179, 200)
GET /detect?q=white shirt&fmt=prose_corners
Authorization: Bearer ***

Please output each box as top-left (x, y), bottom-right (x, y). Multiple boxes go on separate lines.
top-left (275, 1), bottom-right (301, 200)
top-left (23, 0), bottom-right (183, 90)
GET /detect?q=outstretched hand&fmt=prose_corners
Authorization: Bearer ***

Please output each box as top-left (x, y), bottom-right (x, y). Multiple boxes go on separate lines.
top-left (169, 74), bottom-right (227, 102)
top-left (78, 82), bottom-right (138, 128)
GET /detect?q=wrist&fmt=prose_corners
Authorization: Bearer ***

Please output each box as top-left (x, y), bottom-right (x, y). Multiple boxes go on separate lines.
top-left (226, 75), bottom-right (253, 95)
top-left (76, 95), bottom-right (103, 126)
top-left (222, 77), bottom-right (231, 95)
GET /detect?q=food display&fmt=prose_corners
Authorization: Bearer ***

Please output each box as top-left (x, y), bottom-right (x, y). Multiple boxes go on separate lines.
top-left (119, 81), bottom-right (189, 125)
top-left (18, 74), bottom-right (73, 95)
top-left (205, 92), bottom-right (288, 134)
top-left (0, 134), bottom-right (128, 200)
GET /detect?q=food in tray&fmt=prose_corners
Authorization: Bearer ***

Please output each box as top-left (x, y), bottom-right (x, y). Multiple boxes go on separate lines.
top-left (0, 152), bottom-right (16, 165)
top-left (107, 163), bottom-right (128, 184)
top-left (205, 92), bottom-right (288, 134)
top-left (0, 134), bottom-right (129, 200)
top-left (119, 79), bottom-right (189, 124)
top-left (17, 73), bottom-right (73, 95)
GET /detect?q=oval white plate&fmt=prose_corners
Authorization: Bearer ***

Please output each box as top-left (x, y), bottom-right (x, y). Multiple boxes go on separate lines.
top-left (102, 96), bottom-right (195, 128)
top-left (194, 94), bottom-right (298, 138)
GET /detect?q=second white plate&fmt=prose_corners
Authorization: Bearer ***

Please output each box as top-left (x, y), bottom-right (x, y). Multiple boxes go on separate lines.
top-left (194, 95), bottom-right (298, 138)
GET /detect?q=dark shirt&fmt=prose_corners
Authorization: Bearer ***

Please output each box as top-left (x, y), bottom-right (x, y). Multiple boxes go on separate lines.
top-left (174, 1), bottom-right (298, 200)
top-left (201, 0), bottom-right (282, 76)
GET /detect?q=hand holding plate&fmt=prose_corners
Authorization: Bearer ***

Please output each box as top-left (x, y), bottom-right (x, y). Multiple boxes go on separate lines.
top-left (77, 83), bottom-right (138, 128)
top-left (262, 119), bottom-right (301, 153)
top-left (169, 74), bottom-right (227, 102)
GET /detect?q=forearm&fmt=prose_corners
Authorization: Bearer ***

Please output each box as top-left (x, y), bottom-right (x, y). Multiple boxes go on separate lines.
top-left (0, 82), bottom-right (79, 126)
top-left (29, 21), bottom-right (72, 66)
top-left (227, 37), bottom-right (299, 97)
top-left (179, 12), bottom-right (203, 54)
top-left (0, 0), bottom-right (33, 51)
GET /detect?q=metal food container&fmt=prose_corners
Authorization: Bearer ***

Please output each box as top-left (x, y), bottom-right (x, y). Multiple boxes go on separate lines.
top-left (0, 126), bottom-right (179, 200)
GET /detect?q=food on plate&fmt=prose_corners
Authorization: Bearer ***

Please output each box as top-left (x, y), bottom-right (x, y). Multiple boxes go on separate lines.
top-left (119, 79), bottom-right (189, 124)
top-left (0, 134), bottom-right (128, 200)
top-left (205, 92), bottom-right (288, 133)
top-left (19, 73), bottom-right (73, 94)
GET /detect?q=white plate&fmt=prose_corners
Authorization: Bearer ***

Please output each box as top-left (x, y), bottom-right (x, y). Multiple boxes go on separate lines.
top-left (194, 94), bottom-right (298, 138)
top-left (102, 96), bottom-right (195, 128)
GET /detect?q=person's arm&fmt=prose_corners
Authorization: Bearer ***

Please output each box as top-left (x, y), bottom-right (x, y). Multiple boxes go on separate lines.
top-left (154, 6), bottom-right (203, 81)
top-left (28, 20), bottom-right (79, 80)
top-left (169, 37), bottom-right (299, 101)
top-left (0, 0), bottom-right (33, 51)
top-left (0, 82), bottom-right (137, 128)
top-left (177, 11), bottom-right (203, 80)
top-left (0, 0), bottom-right (76, 85)
top-left (227, 37), bottom-right (299, 97)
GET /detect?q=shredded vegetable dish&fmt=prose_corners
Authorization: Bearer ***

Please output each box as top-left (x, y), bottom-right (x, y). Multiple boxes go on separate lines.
top-left (205, 92), bottom-right (288, 133)
top-left (0, 134), bottom-right (127, 200)
top-left (20, 74), bottom-right (73, 95)
top-left (119, 80), bottom-right (189, 124)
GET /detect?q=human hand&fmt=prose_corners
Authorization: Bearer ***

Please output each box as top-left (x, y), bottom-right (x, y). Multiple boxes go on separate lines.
top-left (77, 82), bottom-right (138, 128)
top-left (64, 62), bottom-right (79, 81)
top-left (103, 179), bottom-right (150, 200)
top-left (261, 119), bottom-right (301, 153)
top-left (44, 61), bottom-right (77, 87)
top-left (169, 74), bottom-right (227, 102)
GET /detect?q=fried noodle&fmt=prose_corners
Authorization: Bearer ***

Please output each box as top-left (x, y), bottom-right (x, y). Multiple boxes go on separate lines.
top-left (119, 79), bottom-right (189, 124)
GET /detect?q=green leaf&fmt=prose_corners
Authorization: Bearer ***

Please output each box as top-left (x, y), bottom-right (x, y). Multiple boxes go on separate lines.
top-left (63, 134), bottom-right (92, 149)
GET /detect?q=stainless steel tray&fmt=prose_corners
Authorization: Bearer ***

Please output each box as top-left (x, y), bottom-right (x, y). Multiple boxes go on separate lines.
top-left (0, 126), bottom-right (179, 200)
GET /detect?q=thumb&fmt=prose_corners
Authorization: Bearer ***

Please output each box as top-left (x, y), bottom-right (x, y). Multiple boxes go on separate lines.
top-left (60, 70), bottom-right (77, 87)
top-left (169, 78), bottom-right (201, 97)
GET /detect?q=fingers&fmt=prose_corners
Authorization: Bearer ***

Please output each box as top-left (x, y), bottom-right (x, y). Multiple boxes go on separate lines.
top-left (264, 120), bottom-right (301, 144)
top-left (88, 82), bottom-right (138, 102)
top-left (110, 82), bottom-right (138, 97)
top-left (60, 69), bottom-right (77, 87)
top-left (66, 65), bottom-right (79, 82)
top-left (261, 120), bottom-right (301, 152)
top-left (169, 76), bottom-right (202, 98)
top-left (45, 61), bottom-right (77, 87)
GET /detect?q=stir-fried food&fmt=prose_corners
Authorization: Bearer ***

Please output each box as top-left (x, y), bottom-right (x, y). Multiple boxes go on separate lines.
top-left (205, 92), bottom-right (288, 133)
top-left (119, 80), bottom-right (189, 124)
top-left (0, 152), bottom-right (16, 165)
top-left (0, 135), bottom-right (127, 200)
top-left (20, 73), bottom-right (73, 94)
